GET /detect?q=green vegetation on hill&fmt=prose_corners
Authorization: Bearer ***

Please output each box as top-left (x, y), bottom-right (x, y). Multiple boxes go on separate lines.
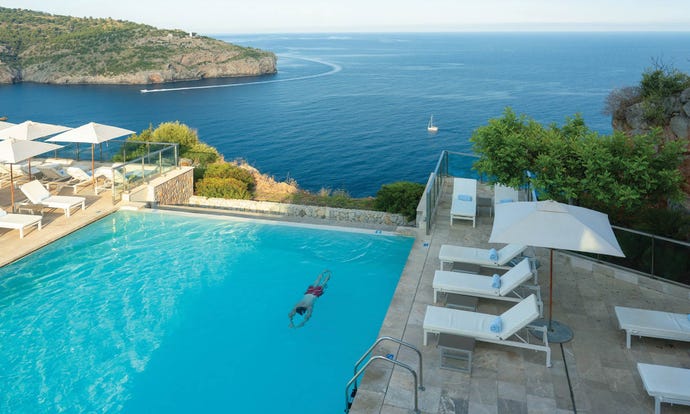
top-left (0, 7), bottom-right (275, 83)
top-left (119, 122), bottom-right (422, 221)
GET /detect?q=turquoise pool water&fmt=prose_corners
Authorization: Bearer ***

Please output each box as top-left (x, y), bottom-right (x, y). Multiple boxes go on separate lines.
top-left (0, 210), bottom-right (414, 413)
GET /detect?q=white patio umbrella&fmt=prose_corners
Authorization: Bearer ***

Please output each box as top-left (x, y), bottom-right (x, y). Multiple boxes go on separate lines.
top-left (0, 121), bottom-right (16, 130)
top-left (0, 120), bottom-right (72, 179)
top-left (47, 122), bottom-right (134, 192)
top-left (0, 139), bottom-right (63, 210)
top-left (489, 200), bottom-right (625, 342)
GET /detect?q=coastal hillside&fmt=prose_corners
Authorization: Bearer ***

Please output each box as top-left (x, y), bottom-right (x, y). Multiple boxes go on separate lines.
top-left (606, 67), bottom-right (690, 199)
top-left (0, 7), bottom-right (277, 85)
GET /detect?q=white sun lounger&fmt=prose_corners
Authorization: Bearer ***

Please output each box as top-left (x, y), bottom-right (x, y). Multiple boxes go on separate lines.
top-left (0, 208), bottom-right (42, 238)
top-left (423, 294), bottom-right (551, 367)
top-left (65, 166), bottom-right (95, 194)
top-left (450, 178), bottom-right (477, 227)
top-left (20, 180), bottom-right (86, 218)
top-left (614, 306), bottom-right (690, 349)
top-left (439, 243), bottom-right (528, 270)
top-left (493, 184), bottom-right (519, 216)
top-left (433, 258), bottom-right (542, 312)
top-left (637, 363), bottom-right (690, 414)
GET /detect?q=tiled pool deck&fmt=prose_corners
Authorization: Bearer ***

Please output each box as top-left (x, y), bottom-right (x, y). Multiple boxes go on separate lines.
top-left (1, 182), bottom-right (688, 414)
top-left (349, 184), bottom-right (690, 414)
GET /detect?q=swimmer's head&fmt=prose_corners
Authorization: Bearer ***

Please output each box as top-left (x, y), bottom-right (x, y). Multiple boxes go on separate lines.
top-left (296, 306), bottom-right (307, 315)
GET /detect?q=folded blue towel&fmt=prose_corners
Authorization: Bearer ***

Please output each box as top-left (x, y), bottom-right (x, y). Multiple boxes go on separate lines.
top-left (499, 198), bottom-right (513, 203)
top-left (491, 274), bottom-right (501, 289)
top-left (457, 194), bottom-right (472, 201)
top-left (687, 314), bottom-right (690, 321)
top-left (490, 317), bottom-right (502, 333)
top-left (489, 248), bottom-right (498, 262)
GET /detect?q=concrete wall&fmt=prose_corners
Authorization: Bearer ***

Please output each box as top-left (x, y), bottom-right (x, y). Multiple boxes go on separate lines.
top-left (188, 196), bottom-right (407, 227)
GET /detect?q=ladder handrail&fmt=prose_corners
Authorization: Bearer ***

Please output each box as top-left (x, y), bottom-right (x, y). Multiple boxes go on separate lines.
top-left (353, 336), bottom-right (424, 390)
top-left (345, 356), bottom-right (420, 414)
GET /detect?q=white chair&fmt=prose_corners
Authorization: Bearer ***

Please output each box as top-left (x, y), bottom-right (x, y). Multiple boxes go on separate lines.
top-left (65, 166), bottom-right (94, 194)
top-left (0, 207), bottom-right (42, 238)
top-left (614, 306), bottom-right (690, 348)
top-left (450, 178), bottom-right (477, 227)
top-left (493, 184), bottom-right (519, 216)
top-left (433, 258), bottom-right (542, 313)
top-left (439, 243), bottom-right (528, 270)
top-left (19, 180), bottom-right (86, 218)
top-left (37, 164), bottom-right (72, 190)
top-left (637, 363), bottom-right (690, 414)
top-left (423, 294), bottom-right (551, 367)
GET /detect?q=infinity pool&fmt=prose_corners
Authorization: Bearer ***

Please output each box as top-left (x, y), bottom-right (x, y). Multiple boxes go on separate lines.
top-left (0, 210), bottom-right (414, 413)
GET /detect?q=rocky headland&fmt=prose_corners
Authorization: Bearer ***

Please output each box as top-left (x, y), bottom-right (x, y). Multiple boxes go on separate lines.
top-left (0, 7), bottom-right (276, 85)
top-left (611, 86), bottom-right (690, 196)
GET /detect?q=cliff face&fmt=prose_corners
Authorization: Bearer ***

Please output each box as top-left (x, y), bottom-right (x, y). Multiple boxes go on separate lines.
top-left (612, 87), bottom-right (690, 199)
top-left (0, 8), bottom-right (277, 85)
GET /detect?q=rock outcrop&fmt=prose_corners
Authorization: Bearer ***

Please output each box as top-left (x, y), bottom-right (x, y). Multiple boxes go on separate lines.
top-left (0, 8), bottom-right (276, 85)
top-left (612, 87), bottom-right (690, 199)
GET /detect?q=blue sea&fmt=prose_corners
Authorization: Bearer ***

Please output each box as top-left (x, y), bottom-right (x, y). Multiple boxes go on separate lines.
top-left (3, 32), bottom-right (690, 197)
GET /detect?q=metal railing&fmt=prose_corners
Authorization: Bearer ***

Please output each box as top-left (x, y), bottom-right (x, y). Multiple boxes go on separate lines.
top-left (426, 149), bottom-right (689, 287)
top-left (346, 336), bottom-right (424, 413)
top-left (573, 226), bottom-right (690, 286)
top-left (109, 143), bottom-right (179, 202)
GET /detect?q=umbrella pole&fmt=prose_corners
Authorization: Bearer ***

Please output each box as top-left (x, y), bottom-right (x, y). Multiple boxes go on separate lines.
top-left (10, 167), bottom-right (14, 212)
top-left (548, 248), bottom-right (554, 331)
top-left (91, 144), bottom-right (96, 193)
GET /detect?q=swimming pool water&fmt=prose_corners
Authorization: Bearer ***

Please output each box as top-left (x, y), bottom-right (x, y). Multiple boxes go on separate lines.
top-left (0, 210), bottom-right (414, 413)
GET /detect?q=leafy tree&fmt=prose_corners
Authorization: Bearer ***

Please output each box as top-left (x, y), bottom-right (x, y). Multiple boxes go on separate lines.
top-left (122, 121), bottom-right (219, 164)
top-left (470, 108), bottom-right (687, 226)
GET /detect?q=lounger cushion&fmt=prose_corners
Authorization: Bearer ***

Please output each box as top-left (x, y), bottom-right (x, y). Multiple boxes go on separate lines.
top-left (638, 363), bottom-right (690, 402)
top-left (439, 244), bottom-right (528, 267)
top-left (433, 271), bottom-right (499, 296)
top-left (424, 294), bottom-right (540, 342)
top-left (450, 178), bottom-right (477, 224)
top-left (498, 259), bottom-right (532, 296)
top-left (432, 258), bottom-right (533, 299)
top-left (615, 306), bottom-right (690, 342)
top-left (424, 305), bottom-right (501, 341)
top-left (498, 294), bottom-right (540, 340)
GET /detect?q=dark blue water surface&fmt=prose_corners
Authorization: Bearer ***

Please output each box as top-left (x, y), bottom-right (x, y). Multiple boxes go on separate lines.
top-left (2, 32), bottom-right (690, 196)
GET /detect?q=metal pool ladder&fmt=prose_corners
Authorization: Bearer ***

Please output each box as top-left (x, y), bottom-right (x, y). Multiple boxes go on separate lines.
top-left (345, 336), bottom-right (424, 413)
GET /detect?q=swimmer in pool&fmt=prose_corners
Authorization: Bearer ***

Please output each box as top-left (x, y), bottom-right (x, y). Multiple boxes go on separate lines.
top-left (289, 270), bottom-right (331, 328)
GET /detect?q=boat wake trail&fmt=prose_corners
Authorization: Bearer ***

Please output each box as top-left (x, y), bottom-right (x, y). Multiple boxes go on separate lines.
top-left (140, 55), bottom-right (342, 94)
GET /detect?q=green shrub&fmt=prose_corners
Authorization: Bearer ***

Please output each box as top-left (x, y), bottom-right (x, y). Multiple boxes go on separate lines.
top-left (195, 177), bottom-right (251, 199)
top-left (289, 190), bottom-right (376, 210)
top-left (640, 67), bottom-right (690, 99)
top-left (204, 163), bottom-right (255, 191)
top-left (374, 181), bottom-right (425, 221)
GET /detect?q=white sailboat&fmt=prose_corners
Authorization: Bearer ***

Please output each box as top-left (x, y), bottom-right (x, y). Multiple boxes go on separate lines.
top-left (427, 115), bottom-right (438, 133)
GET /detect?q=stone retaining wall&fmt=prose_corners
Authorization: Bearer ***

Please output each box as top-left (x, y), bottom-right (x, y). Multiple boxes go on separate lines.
top-left (563, 252), bottom-right (690, 300)
top-left (127, 167), bottom-right (194, 205)
top-left (188, 196), bottom-right (407, 227)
